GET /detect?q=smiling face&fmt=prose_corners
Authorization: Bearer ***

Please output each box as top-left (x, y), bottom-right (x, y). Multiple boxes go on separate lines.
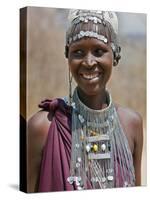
top-left (68, 37), bottom-right (113, 96)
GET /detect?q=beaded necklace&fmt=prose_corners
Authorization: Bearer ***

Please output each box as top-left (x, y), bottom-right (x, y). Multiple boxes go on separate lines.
top-left (67, 88), bottom-right (135, 189)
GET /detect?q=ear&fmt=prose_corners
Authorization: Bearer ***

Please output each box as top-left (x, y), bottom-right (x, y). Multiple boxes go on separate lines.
top-left (65, 45), bottom-right (69, 58)
top-left (113, 46), bottom-right (121, 67)
top-left (113, 59), bottom-right (118, 66)
top-left (112, 51), bottom-right (118, 66)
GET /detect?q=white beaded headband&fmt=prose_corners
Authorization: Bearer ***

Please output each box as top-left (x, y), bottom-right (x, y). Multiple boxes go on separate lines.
top-left (68, 30), bottom-right (108, 45)
top-left (66, 9), bottom-right (118, 45)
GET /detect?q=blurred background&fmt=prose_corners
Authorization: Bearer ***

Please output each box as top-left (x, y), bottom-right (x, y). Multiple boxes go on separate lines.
top-left (22, 7), bottom-right (146, 185)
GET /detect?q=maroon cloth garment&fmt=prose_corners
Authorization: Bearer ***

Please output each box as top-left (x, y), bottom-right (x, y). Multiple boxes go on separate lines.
top-left (37, 98), bottom-right (125, 192)
top-left (38, 98), bottom-right (92, 192)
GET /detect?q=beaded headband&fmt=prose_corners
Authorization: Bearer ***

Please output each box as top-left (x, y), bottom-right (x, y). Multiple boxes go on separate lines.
top-left (66, 9), bottom-right (118, 45)
top-left (65, 9), bottom-right (121, 65)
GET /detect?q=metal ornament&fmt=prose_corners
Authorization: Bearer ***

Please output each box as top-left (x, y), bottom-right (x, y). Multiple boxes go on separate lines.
top-left (68, 31), bottom-right (108, 45)
top-left (67, 88), bottom-right (135, 190)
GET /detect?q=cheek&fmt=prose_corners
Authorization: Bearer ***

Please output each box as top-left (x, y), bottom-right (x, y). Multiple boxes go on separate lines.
top-left (68, 58), bottom-right (79, 74)
top-left (68, 58), bottom-right (73, 71)
top-left (102, 53), bottom-right (113, 69)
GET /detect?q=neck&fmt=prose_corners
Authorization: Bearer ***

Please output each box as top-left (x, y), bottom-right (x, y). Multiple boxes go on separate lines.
top-left (77, 87), bottom-right (108, 110)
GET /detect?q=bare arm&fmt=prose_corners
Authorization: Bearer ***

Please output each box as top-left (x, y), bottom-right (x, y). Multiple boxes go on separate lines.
top-left (27, 111), bottom-right (52, 192)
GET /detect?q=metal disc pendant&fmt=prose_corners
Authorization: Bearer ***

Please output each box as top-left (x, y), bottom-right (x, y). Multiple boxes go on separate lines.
top-left (107, 175), bottom-right (114, 181)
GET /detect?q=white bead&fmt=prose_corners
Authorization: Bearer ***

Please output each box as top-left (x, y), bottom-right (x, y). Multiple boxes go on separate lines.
top-left (86, 144), bottom-right (91, 152)
top-left (71, 102), bottom-right (76, 109)
top-left (80, 31), bottom-right (84, 36)
top-left (107, 175), bottom-right (114, 181)
top-left (101, 143), bottom-right (106, 151)
top-left (78, 114), bottom-right (85, 123)
top-left (104, 38), bottom-right (108, 43)
top-left (77, 157), bottom-right (82, 162)
top-left (75, 143), bottom-right (80, 148)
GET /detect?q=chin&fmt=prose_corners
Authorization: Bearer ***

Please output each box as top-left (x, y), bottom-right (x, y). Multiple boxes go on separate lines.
top-left (78, 85), bottom-right (103, 96)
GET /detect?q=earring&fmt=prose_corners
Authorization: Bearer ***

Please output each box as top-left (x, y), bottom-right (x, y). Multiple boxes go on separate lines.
top-left (69, 68), bottom-right (73, 106)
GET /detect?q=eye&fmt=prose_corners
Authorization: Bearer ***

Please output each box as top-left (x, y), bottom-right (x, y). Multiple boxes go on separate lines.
top-left (94, 49), bottom-right (105, 57)
top-left (72, 49), bottom-right (84, 58)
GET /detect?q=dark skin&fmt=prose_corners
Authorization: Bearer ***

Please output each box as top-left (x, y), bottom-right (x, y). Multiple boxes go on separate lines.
top-left (27, 37), bottom-right (143, 192)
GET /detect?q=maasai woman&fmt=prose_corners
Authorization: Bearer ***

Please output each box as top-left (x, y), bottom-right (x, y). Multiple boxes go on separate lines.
top-left (27, 9), bottom-right (143, 192)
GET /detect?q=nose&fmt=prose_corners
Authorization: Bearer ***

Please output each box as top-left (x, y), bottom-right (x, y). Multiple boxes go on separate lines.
top-left (82, 53), bottom-right (97, 68)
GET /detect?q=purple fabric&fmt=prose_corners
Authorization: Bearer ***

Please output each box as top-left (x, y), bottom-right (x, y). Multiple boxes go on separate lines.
top-left (38, 98), bottom-right (93, 192)
top-left (37, 98), bottom-right (125, 192)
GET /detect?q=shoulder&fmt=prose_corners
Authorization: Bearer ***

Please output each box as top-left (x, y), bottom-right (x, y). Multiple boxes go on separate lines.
top-left (115, 104), bottom-right (143, 147)
top-left (28, 110), bottom-right (52, 132)
top-left (116, 104), bottom-right (143, 130)
top-left (27, 110), bottom-right (54, 153)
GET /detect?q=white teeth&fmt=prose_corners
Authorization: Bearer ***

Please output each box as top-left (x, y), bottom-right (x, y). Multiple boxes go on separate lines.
top-left (82, 73), bottom-right (99, 80)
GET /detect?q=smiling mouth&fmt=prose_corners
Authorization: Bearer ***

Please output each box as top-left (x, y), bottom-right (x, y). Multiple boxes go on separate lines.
top-left (80, 72), bottom-right (101, 80)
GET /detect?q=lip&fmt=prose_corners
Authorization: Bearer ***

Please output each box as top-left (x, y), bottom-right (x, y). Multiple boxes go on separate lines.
top-left (80, 72), bottom-right (102, 81)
